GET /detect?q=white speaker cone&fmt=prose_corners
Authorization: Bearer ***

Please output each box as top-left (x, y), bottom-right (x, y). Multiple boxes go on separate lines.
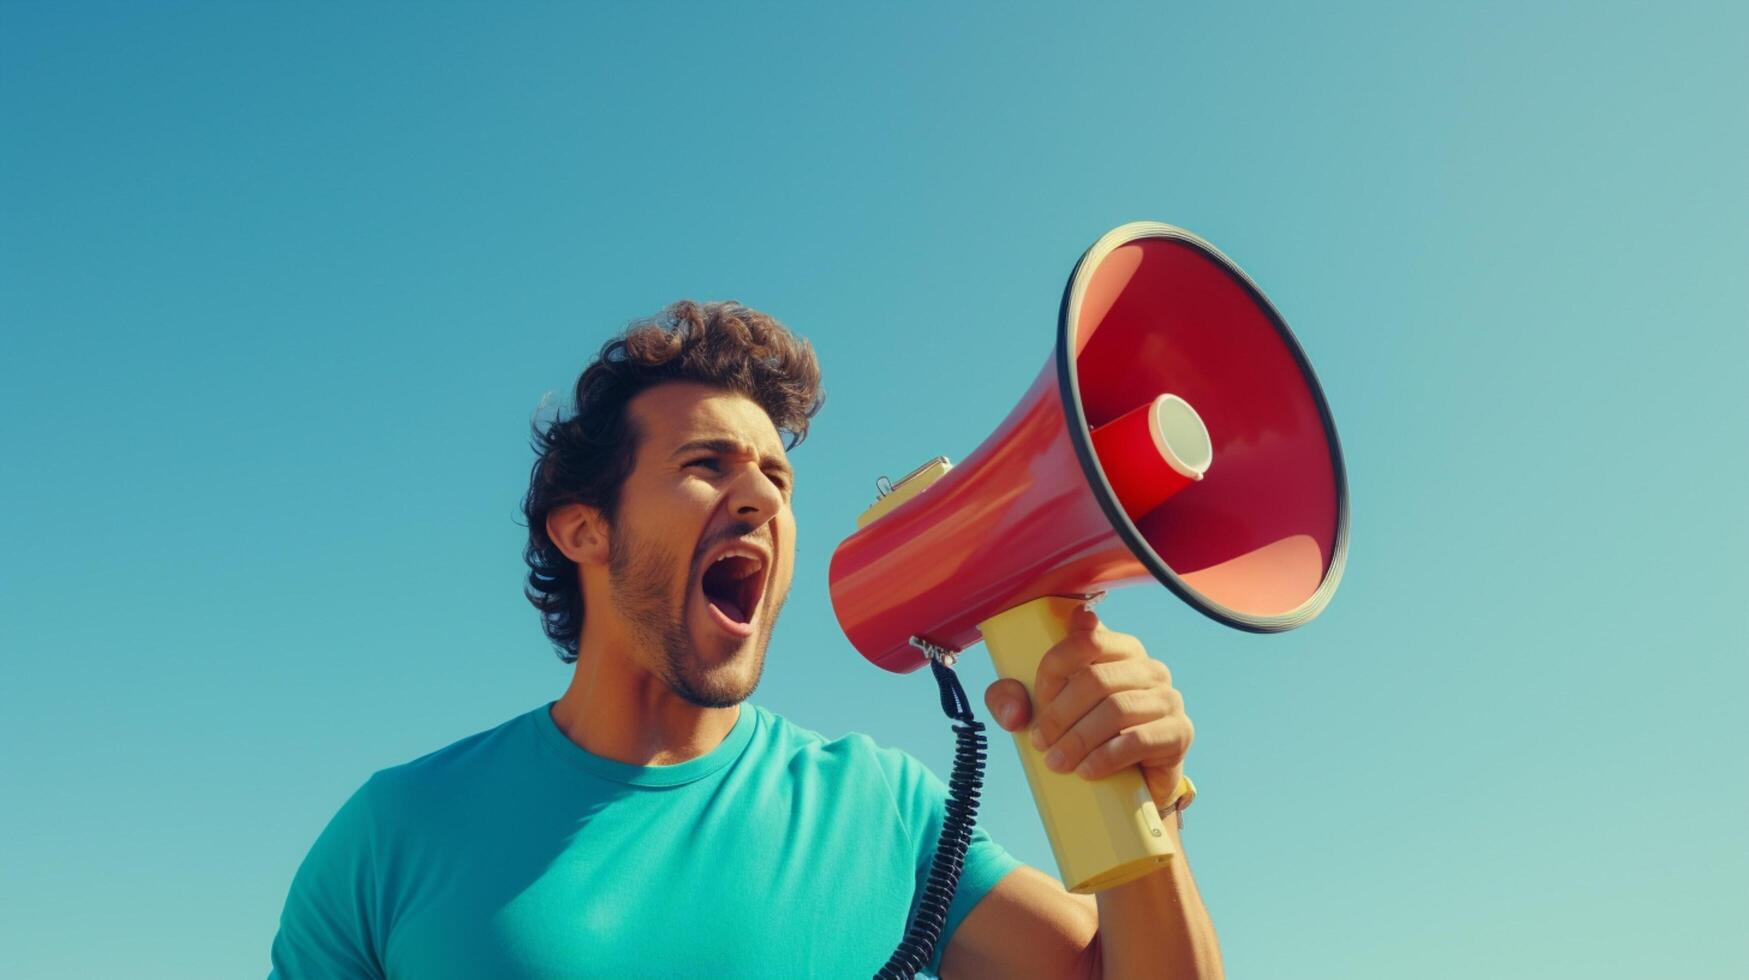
top-left (1149, 394), bottom-right (1212, 480)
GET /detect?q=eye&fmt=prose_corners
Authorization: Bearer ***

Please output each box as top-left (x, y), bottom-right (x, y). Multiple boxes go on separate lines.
top-left (685, 457), bottom-right (722, 473)
top-left (766, 471), bottom-right (791, 493)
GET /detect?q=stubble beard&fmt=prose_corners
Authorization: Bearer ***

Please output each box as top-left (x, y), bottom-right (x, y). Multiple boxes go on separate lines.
top-left (607, 522), bottom-right (785, 709)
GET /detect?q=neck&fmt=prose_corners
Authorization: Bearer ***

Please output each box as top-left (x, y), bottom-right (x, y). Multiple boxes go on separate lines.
top-left (548, 623), bottom-right (739, 767)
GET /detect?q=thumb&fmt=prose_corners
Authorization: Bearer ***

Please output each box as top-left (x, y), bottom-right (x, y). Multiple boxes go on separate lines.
top-left (983, 678), bottom-right (1033, 732)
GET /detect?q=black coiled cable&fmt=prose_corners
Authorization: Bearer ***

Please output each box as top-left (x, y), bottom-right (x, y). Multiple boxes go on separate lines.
top-left (874, 657), bottom-right (988, 979)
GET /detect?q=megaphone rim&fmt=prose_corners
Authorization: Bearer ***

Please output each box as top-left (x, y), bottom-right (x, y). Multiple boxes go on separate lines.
top-left (1056, 221), bottom-right (1353, 633)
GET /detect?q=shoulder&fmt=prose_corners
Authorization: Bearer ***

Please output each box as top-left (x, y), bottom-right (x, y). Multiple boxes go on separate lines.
top-left (744, 704), bottom-right (939, 830)
top-left (362, 707), bottom-right (536, 812)
top-left (747, 703), bottom-right (917, 780)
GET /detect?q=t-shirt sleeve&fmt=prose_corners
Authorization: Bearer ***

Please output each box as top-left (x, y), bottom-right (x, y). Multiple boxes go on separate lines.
top-left (875, 744), bottom-right (1024, 978)
top-left (268, 776), bottom-right (388, 979)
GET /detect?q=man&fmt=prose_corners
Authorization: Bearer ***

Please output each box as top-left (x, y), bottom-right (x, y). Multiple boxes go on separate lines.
top-left (269, 302), bottom-right (1222, 978)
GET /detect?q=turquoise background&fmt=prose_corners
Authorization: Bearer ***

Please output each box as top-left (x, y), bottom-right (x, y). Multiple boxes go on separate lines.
top-left (3, 3), bottom-right (1743, 977)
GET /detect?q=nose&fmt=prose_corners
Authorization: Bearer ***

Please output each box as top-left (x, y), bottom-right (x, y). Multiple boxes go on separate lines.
top-left (729, 464), bottom-right (785, 527)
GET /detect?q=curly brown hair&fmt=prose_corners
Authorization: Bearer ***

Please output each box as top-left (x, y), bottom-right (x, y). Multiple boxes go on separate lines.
top-left (522, 300), bottom-right (824, 663)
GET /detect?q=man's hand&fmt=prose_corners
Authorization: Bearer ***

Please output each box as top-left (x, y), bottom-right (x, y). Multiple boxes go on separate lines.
top-left (982, 606), bottom-right (1192, 810)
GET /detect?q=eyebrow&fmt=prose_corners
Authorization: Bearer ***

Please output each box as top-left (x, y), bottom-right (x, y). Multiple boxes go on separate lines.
top-left (669, 438), bottom-right (794, 479)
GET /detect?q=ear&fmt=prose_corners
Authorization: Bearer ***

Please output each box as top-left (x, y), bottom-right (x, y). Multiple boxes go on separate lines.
top-left (546, 503), bottom-right (611, 568)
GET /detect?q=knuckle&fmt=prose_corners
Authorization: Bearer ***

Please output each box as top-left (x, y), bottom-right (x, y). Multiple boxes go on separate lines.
top-left (1053, 664), bottom-right (1100, 710)
top-left (1087, 661), bottom-right (1121, 686)
top-left (1032, 675), bottom-right (1060, 707)
top-left (1110, 689), bottom-right (1153, 722)
top-left (1078, 748), bottom-right (1111, 778)
top-left (1122, 726), bottom-right (1158, 753)
top-left (1031, 661), bottom-right (1051, 688)
top-left (1116, 728), bottom-right (1147, 759)
top-left (1034, 708), bottom-right (1059, 745)
top-left (1036, 654), bottom-right (1070, 688)
top-left (1065, 667), bottom-right (1099, 698)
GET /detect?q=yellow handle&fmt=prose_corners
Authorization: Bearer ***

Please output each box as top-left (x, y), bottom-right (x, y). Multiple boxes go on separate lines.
top-left (980, 596), bottom-right (1176, 894)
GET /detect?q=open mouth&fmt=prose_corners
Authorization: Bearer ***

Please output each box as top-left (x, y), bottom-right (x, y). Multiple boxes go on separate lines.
top-left (699, 546), bottom-right (767, 634)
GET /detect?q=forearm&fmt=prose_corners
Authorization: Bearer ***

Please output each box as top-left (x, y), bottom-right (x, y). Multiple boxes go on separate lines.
top-left (1088, 820), bottom-right (1222, 980)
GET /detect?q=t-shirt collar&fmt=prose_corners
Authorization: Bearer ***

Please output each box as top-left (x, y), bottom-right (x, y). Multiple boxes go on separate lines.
top-left (530, 699), bottom-right (759, 787)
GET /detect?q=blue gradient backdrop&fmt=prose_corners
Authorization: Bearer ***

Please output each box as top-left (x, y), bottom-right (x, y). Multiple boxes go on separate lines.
top-left (3, 3), bottom-right (1744, 978)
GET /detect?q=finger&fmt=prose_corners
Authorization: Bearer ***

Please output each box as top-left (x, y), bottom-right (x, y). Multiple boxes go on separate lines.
top-left (1069, 715), bottom-right (1194, 781)
top-left (1067, 604), bottom-right (1102, 634)
top-left (1029, 658), bottom-right (1169, 751)
top-left (1033, 627), bottom-right (1142, 715)
top-left (983, 678), bottom-right (1033, 731)
top-left (1041, 688), bottom-right (1181, 774)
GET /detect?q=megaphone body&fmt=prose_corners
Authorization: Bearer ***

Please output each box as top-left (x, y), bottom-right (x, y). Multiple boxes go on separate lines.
top-left (830, 222), bottom-right (1350, 894)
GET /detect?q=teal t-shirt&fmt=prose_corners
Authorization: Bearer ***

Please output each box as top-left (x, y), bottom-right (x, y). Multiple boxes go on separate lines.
top-left (269, 701), bottom-right (1022, 978)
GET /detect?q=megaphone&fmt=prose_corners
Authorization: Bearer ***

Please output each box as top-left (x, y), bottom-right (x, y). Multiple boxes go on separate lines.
top-left (830, 221), bottom-right (1350, 895)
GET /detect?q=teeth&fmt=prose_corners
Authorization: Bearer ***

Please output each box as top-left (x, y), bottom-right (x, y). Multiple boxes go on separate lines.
top-left (710, 548), bottom-right (766, 580)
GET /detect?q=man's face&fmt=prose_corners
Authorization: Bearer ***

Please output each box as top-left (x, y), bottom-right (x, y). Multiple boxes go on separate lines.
top-left (604, 382), bottom-right (796, 707)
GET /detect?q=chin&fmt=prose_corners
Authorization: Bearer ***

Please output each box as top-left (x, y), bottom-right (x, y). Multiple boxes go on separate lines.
top-left (672, 655), bottom-right (764, 708)
top-left (670, 630), bottom-right (769, 708)
top-left (669, 587), bottom-right (785, 708)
